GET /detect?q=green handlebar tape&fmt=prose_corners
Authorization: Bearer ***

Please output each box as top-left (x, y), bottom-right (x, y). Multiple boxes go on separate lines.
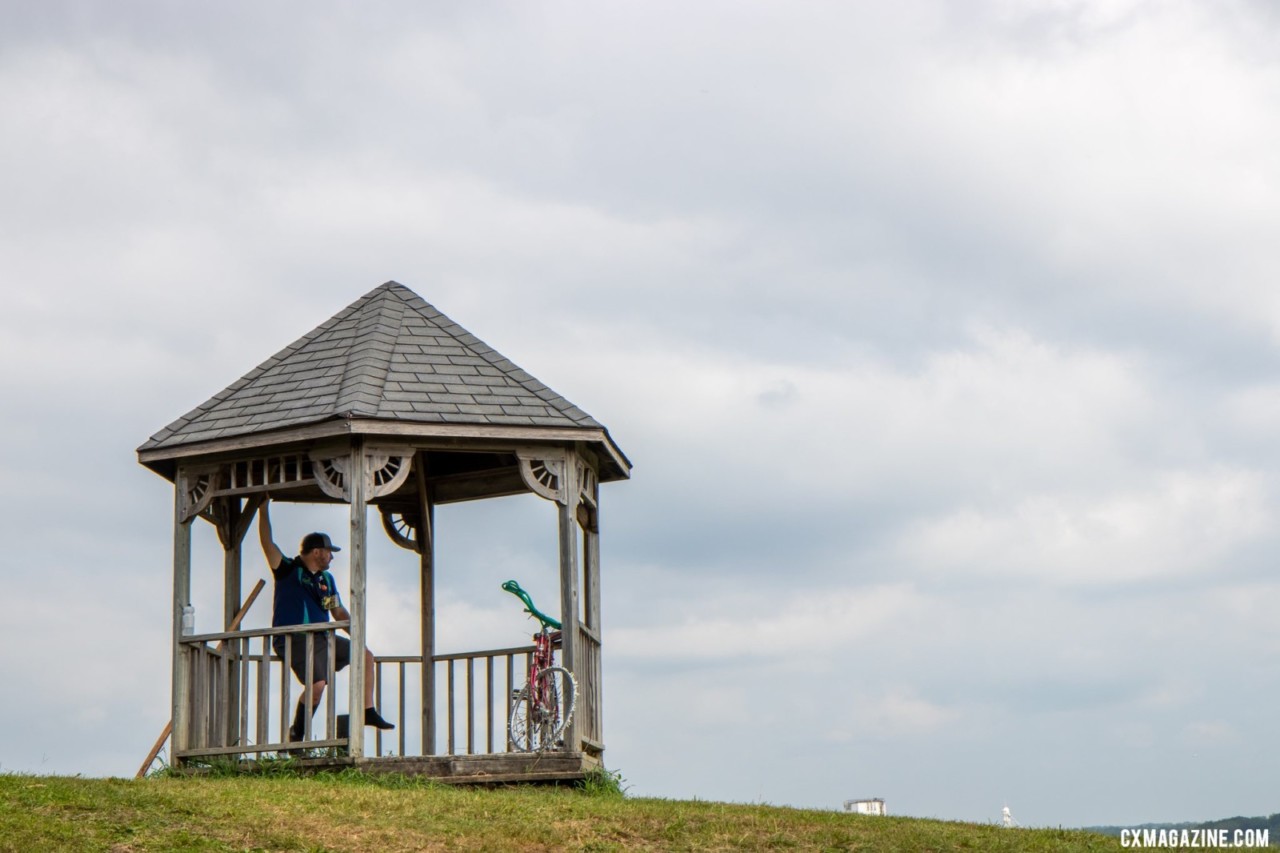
top-left (501, 580), bottom-right (562, 630)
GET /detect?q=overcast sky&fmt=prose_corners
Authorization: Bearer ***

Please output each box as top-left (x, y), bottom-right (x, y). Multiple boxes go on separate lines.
top-left (4, 0), bottom-right (1280, 829)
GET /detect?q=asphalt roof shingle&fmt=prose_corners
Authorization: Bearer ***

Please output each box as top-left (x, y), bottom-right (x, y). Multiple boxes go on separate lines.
top-left (140, 282), bottom-right (603, 451)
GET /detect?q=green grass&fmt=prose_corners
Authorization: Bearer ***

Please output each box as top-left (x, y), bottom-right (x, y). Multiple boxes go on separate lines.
top-left (0, 772), bottom-right (1117, 852)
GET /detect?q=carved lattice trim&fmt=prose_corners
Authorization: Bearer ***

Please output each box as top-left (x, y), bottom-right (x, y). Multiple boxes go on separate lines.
top-left (226, 453), bottom-right (314, 491)
top-left (517, 452), bottom-right (566, 504)
top-left (309, 449), bottom-right (413, 501)
top-left (311, 452), bottom-right (350, 500)
top-left (577, 459), bottom-right (598, 508)
top-left (380, 507), bottom-right (419, 552)
top-left (179, 466), bottom-right (220, 522)
top-left (367, 452), bottom-right (414, 499)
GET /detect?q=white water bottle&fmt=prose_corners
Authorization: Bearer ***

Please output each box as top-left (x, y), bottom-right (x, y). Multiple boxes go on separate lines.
top-left (181, 605), bottom-right (195, 635)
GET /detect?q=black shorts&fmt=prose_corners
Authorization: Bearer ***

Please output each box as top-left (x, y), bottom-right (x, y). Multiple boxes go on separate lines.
top-left (272, 632), bottom-right (351, 684)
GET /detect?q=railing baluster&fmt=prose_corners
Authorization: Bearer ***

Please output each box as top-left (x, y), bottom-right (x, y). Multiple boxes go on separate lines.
top-left (446, 660), bottom-right (456, 756)
top-left (204, 648), bottom-right (214, 749)
top-left (505, 653), bottom-right (514, 752)
top-left (375, 659), bottom-right (384, 756)
top-left (486, 655), bottom-right (495, 754)
top-left (281, 639), bottom-right (292, 744)
top-left (256, 637), bottom-right (269, 747)
top-left (466, 657), bottom-right (475, 755)
top-left (239, 637), bottom-right (250, 750)
top-left (196, 648), bottom-right (209, 749)
top-left (303, 633), bottom-right (315, 742)
top-left (219, 643), bottom-right (230, 747)
top-left (192, 648), bottom-right (202, 750)
top-left (186, 647), bottom-right (197, 751)
top-left (398, 661), bottom-right (407, 757)
top-left (325, 632), bottom-right (337, 747)
top-left (204, 647), bottom-right (212, 748)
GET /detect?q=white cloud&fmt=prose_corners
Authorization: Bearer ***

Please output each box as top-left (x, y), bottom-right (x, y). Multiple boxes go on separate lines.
top-left (562, 322), bottom-right (1159, 517)
top-left (610, 583), bottom-right (918, 663)
top-left (1181, 720), bottom-right (1239, 746)
top-left (842, 689), bottom-right (960, 737)
top-left (892, 467), bottom-right (1270, 584)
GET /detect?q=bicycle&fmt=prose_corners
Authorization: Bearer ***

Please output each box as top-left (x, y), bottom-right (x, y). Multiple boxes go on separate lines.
top-left (502, 580), bottom-right (576, 752)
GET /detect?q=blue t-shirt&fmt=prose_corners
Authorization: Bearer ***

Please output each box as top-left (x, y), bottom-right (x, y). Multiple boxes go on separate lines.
top-left (271, 556), bottom-right (342, 627)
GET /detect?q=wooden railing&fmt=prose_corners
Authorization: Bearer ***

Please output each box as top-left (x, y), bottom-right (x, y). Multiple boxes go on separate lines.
top-left (368, 645), bottom-right (535, 758)
top-left (176, 628), bottom-right (601, 762)
top-left (178, 622), bottom-right (347, 760)
top-left (577, 624), bottom-right (603, 754)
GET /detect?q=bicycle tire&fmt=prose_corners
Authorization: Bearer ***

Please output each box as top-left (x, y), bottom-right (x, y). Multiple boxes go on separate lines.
top-left (508, 666), bottom-right (577, 752)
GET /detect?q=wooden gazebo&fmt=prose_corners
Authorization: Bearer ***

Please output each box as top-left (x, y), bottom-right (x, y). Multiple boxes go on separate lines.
top-left (137, 281), bottom-right (630, 781)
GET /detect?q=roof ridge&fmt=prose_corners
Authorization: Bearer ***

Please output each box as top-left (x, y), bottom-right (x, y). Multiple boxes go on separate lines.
top-left (333, 287), bottom-right (403, 416)
top-left (390, 289), bottom-right (596, 425)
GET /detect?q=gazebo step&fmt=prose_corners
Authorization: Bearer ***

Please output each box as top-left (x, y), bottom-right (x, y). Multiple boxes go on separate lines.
top-left (222, 751), bottom-right (602, 784)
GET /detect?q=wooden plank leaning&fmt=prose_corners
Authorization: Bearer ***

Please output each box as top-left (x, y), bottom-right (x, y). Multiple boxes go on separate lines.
top-left (135, 578), bottom-right (267, 778)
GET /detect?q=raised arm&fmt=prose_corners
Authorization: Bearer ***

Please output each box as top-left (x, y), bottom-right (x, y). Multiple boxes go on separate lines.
top-left (258, 498), bottom-right (284, 570)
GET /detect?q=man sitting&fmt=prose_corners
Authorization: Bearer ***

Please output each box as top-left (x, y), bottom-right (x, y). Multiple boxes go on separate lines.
top-left (258, 498), bottom-right (394, 742)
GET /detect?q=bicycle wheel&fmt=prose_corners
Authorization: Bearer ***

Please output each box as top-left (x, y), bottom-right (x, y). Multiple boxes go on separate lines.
top-left (508, 666), bottom-right (577, 752)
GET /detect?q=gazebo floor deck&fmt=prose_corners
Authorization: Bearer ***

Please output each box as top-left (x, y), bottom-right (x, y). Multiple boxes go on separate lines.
top-left (196, 751), bottom-right (602, 785)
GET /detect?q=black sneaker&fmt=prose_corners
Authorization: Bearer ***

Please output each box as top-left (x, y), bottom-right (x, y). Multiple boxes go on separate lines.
top-left (284, 729), bottom-right (307, 758)
top-left (364, 707), bottom-right (395, 730)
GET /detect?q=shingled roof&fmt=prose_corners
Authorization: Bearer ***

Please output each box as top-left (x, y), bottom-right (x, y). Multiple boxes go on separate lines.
top-left (139, 282), bottom-right (611, 454)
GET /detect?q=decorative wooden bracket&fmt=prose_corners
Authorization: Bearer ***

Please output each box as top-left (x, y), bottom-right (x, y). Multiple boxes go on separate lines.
top-left (517, 450), bottom-right (600, 518)
top-left (311, 453), bottom-right (350, 500)
top-left (311, 448), bottom-right (414, 502)
top-left (577, 458), bottom-right (598, 509)
top-left (575, 457), bottom-right (599, 533)
top-left (178, 465), bottom-right (220, 523)
top-left (380, 454), bottom-right (433, 554)
top-left (380, 507), bottom-right (419, 552)
top-left (367, 451), bottom-right (414, 497)
top-left (517, 450), bottom-right (567, 504)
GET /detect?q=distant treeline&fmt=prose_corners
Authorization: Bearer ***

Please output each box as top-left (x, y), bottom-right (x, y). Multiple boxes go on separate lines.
top-left (1087, 813), bottom-right (1279, 845)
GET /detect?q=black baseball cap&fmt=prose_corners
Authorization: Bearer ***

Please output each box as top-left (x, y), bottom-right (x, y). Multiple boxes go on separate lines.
top-left (300, 532), bottom-right (341, 553)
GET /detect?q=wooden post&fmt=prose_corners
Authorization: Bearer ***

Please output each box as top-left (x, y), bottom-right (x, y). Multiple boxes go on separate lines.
top-left (557, 450), bottom-right (581, 752)
top-left (171, 471), bottom-right (194, 764)
top-left (584, 495), bottom-right (602, 750)
top-left (215, 495), bottom-right (260, 749)
top-left (584, 514), bottom-right (600, 636)
top-left (416, 451), bottom-right (436, 755)
top-left (347, 440), bottom-right (368, 759)
top-left (221, 499), bottom-right (242, 749)
top-left (224, 542), bottom-right (242, 629)
top-left (222, 499), bottom-right (243, 630)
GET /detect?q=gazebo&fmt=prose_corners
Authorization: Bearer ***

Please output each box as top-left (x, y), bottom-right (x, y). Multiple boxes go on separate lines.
top-left (137, 281), bottom-right (630, 781)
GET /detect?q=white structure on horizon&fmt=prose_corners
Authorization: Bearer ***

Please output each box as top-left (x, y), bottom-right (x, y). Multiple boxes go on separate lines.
top-left (1002, 806), bottom-right (1018, 828)
top-left (843, 798), bottom-right (887, 816)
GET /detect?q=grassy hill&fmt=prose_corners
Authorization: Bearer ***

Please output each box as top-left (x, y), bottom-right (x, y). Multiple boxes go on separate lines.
top-left (0, 770), bottom-right (1116, 852)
